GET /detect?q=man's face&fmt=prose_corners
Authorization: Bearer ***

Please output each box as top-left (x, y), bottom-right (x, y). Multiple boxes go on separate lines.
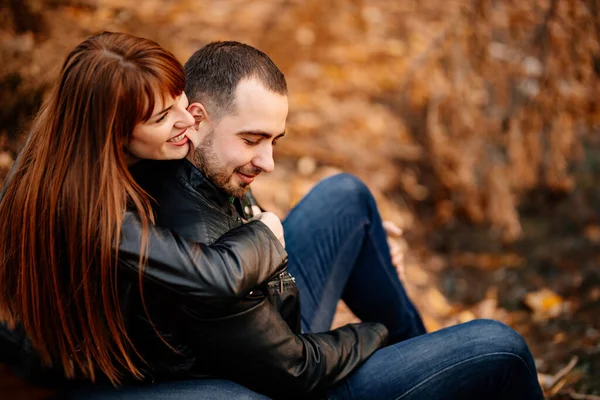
top-left (190, 78), bottom-right (288, 198)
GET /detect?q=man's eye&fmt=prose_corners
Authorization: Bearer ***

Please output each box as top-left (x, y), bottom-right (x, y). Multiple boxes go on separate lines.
top-left (243, 139), bottom-right (259, 146)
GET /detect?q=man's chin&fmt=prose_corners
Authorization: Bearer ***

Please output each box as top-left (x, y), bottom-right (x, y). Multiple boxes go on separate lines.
top-left (224, 183), bottom-right (250, 198)
top-left (235, 187), bottom-right (251, 198)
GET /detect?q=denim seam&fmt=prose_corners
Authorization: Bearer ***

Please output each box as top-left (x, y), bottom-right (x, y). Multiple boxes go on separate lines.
top-left (308, 221), bottom-right (367, 331)
top-left (365, 221), bottom-right (420, 327)
top-left (333, 374), bottom-right (354, 400)
top-left (394, 351), bottom-right (534, 400)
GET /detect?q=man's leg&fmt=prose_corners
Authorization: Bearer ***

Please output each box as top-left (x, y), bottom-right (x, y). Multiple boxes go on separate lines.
top-left (283, 173), bottom-right (425, 341)
top-left (326, 319), bottom-right (545, 400)
top-left (62, 379), bottom-right (269, 400)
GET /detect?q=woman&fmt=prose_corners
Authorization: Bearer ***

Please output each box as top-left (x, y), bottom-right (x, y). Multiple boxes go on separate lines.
top-left (0, 31), bottom-right (286, 389)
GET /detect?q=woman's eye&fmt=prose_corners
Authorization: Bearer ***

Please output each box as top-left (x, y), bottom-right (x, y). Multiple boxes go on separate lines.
top-left (156, 113), bottom-right (168, 123)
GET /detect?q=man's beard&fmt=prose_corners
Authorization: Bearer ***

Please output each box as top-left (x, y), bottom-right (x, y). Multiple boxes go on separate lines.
top-left (192, 129), bottom-right (261, 198)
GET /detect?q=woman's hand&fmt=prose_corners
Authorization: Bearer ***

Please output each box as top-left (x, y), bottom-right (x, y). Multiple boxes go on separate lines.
top-left (251, 211), bottom-right (286, 249)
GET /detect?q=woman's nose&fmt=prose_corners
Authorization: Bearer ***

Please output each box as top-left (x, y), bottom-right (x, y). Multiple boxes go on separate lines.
top-left (177, 108), bottom-right (195, 128)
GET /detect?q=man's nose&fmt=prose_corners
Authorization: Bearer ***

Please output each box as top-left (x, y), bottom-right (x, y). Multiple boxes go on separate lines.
top-left (253, 144), bottom-right (275, 173)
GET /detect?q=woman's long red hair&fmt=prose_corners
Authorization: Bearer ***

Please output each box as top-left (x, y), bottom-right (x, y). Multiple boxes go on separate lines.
top-left (0, 32), bottom-right (185, 385)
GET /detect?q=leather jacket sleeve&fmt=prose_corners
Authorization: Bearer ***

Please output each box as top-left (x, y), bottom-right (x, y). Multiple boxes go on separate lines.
top-left (182, 298), bottom-right (388, 398)
top-left (118, 212), bottom-right (287, 299)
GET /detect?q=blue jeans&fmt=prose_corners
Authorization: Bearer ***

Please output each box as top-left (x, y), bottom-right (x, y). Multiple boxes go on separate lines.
top-left (286, 174), bottom-right (544, 400)
top-left (61, 379), bottom-right (269, 400)
top-left (284, 174), bottom-right (426, 342)
top-left (63, 174), bottom-right (544, 399)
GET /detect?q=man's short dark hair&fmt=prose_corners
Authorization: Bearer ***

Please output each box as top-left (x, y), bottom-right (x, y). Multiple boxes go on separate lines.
top-left (184, 41), bottom-right (287, 119)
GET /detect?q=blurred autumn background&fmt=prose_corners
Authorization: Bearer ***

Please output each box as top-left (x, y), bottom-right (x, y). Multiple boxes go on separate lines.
top-left (1, 0), bottom-right (599, 398)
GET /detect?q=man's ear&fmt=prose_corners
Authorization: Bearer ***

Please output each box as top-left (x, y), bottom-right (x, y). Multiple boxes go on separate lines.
top-left (187, 102), bottom-right (209, 130)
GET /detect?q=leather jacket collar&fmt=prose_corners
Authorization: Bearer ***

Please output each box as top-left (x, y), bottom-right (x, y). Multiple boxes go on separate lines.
top-left (131, 158), bottom-right (249, 221)
top-left (173, 159), bottom-right (234, 215)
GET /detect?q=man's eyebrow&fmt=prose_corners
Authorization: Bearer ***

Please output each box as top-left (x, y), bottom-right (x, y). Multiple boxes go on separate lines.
top-left (237, 130), bottom-right (286, 139)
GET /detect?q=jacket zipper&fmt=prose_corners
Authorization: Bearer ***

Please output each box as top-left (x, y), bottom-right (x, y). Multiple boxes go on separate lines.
top-left (248, 257), bottom-right (288, 296)
top-left (267, 257), bottom-right (288, 283)
top-left (277, 271), bottom-right (296, 292)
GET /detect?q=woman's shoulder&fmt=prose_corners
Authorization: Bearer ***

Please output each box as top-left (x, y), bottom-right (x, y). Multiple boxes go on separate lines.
top-left (129, 159), bottom-right (180, 184)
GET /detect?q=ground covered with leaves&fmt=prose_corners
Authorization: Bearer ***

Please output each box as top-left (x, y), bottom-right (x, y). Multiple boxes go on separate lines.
top-left (1, 1), bottom-right (599, 398)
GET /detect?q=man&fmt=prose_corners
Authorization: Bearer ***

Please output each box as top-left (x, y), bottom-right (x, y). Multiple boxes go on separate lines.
top-left (182, 41), bottom-right (426, 343)
top-left (126, 41), bottom-right (545, 399)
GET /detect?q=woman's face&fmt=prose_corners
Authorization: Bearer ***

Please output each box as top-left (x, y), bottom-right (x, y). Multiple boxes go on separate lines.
top-left (127, 92), bottom-right (196, 162)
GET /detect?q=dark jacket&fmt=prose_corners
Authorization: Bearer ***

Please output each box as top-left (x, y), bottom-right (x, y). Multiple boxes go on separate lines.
top-left (0, 160), bottom-right (287, 386)
top-left (130, 159), bottom-right (388, 399)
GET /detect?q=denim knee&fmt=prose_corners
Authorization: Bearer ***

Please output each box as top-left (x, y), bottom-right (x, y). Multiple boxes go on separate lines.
top-left (318, 173), bottom-right (374, 211)
top-left (467, 319), bottom-right (537, 375)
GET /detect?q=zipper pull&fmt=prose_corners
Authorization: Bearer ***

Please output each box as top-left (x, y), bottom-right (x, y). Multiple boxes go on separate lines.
top-left (279, 272), bottom-right (285, 292)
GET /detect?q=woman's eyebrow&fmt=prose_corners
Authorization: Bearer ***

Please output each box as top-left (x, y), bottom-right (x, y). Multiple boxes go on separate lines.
top-left (151, 104), bottom-right (174, 118)
top-left (151, 95), bottom-right (181, 119)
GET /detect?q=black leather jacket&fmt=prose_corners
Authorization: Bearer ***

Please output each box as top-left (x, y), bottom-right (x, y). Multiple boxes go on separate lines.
top-left (0, 160), bottom-right (287, 386)
top-left (129, 159), bottom-right (388, 399)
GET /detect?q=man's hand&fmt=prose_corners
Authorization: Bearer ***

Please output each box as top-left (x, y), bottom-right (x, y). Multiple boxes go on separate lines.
top-left (383, 221), bottom-right (405, 280)
top-left (251, 211), bottom-right (286, 249)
